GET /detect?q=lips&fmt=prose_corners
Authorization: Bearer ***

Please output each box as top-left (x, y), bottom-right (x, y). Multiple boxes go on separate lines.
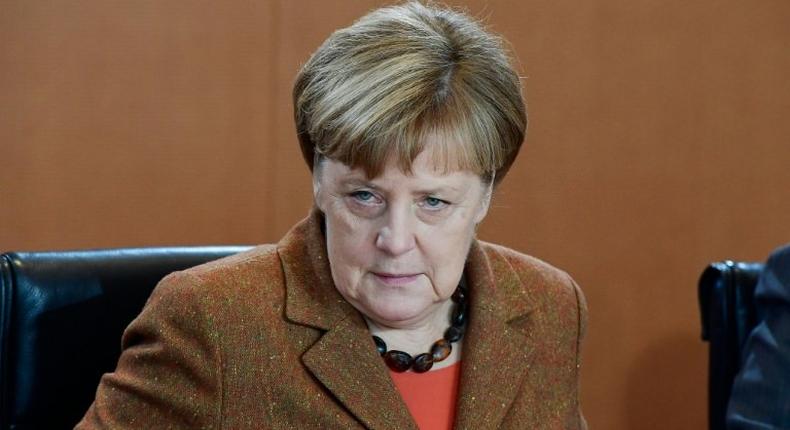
top-left (372, 272), bottom-right (420, 286)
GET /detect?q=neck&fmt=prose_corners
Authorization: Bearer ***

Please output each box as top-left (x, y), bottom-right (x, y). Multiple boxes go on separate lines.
top-left (364, 299), bottom-right (456, 356)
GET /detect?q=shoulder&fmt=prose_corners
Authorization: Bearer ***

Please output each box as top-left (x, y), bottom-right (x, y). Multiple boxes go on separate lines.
top-left (765, 243), bottom-right (790, 278)
top-left (477, 241), bottom-right (583, 301)
top-left (754, 243), bottom-right (790, 307)
top-left (179, 244), bottom-right (282, 285)
top-left (478, 241), bottom-right (573, 285)
top-left (145, 244), bottom-right (286, 319)
top-left (473, 241), bottom-right (587, 326)
top-left (755, 243), bottom-right (790, 297)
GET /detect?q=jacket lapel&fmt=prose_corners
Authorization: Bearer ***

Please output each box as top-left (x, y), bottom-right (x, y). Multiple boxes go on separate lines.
top-left (454, 241), bottom-right (540, 429)
top-left (278, 209), bottom-right (417, 430)
top-left (302, 312), bottom-right (418, 430)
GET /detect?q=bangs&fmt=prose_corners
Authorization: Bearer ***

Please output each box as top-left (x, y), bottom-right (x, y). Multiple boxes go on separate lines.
top-left (314, 88), bottom-right (503, 182)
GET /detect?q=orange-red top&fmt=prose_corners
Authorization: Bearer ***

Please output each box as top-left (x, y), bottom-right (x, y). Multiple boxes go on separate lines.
top-left (389, 362), bottom-right (462, 430)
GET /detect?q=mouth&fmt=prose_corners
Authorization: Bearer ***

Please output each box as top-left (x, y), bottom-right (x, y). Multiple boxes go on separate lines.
top-left (371, 272), bottom-right (421, 286)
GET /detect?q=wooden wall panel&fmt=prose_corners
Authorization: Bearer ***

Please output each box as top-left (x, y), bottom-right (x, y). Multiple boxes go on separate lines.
top-left (2, 1), bottom-right (789, 428)
top-left (475, 1), bottom-right (790, 428)
top-left (0, 1), bottom-right (280, 247)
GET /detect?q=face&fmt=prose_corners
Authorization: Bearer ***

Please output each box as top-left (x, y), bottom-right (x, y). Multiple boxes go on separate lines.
top-left (313, 148), bottom-right (492, 329)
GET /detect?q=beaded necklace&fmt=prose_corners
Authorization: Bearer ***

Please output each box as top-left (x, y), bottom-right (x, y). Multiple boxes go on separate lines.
top-left (372, 284), bottom-right (468, 373)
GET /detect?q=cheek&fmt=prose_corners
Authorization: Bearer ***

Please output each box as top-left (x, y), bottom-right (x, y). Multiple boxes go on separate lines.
top-left (422, 216), bottom-right (477, 296)
top-left (327, 210), bottom-right (374, 255)
top-left (334, 234), bottom-right (370, 266)
top-left (324, 211), bottom-right (375, 291)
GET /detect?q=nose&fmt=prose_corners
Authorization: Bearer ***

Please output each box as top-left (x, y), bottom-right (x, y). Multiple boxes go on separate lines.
top-left (375, 205), bottom-right (416, 256)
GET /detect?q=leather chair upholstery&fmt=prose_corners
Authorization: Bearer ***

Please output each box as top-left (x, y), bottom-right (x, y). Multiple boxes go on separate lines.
top-left (698, 260), bottom-right (764, 430)
top-left (0, 246), bottom-right (252, 430)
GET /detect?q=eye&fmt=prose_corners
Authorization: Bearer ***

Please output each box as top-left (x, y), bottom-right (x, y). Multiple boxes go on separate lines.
top-left (349, 190), bottom-right (381, 205)
top-left (421, 196), bottom-right (449, 211)
top-left (352, 191), bottom-right (373, 201)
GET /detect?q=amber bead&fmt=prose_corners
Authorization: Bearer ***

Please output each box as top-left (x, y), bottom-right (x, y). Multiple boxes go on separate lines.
top-left (412, 353), bottom-right (434, 373)
top-left (444, 325), bottom-right (463, 342)
top-left (373, 336), bottom-right (387, 356)
top-left (452, 301), bottom-right (467, 326)
top-left (384, 350), bottom-right (413, 372)
top-left (452, 287), bottom-right (466, 303)
top-left (430, 339), bottom-right (452, 361)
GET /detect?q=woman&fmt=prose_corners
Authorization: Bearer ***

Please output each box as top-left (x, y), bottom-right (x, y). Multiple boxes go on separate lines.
top-left (77, 2), bottom-right (587, 429)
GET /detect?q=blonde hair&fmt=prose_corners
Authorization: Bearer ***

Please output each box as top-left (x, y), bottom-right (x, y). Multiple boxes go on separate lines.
top-left (293, 1), bottom-right (526, 185)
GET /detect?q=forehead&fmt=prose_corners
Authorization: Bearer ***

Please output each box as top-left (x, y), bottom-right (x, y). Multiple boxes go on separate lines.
top-left (317, 126), bottom-right (491, 178)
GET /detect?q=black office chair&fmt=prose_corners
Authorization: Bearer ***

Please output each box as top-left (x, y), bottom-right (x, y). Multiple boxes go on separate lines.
top-left (0, 246), bottom-right (252, 430)
top-left (698, 260), bottom-right (765, 430)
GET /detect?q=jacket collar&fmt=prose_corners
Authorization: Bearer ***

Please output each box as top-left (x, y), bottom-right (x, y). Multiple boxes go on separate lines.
top-left (278, 208), bottom-right (354, 330)
top-left (277, 209), bottom-right (540, 429)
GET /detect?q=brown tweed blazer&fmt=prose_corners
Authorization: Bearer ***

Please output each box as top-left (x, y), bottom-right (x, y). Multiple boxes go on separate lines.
top-left (76, 210), bottom-right (587, 429)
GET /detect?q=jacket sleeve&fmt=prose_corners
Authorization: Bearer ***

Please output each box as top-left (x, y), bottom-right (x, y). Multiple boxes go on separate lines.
top-left (726, 245), bottom-right (790, 429)
top-left (75, 271), bottom-right (222, 429)
top-left (569, 274), bottom-right (589, 430)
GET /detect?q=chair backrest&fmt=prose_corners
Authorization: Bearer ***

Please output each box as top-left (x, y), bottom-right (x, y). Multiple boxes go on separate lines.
top-left (698, 260), bottom-right (764, 430)
top-left (0, 246), bottom-right (252, 430)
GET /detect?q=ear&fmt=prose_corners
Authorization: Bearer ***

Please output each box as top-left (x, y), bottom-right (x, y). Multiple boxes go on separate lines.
top-left (474, 180), bottom-right (494, 224)
top-left (312, 168), bottom-right (324, 211)
top-left (312, 154), bottom-right (331, 212)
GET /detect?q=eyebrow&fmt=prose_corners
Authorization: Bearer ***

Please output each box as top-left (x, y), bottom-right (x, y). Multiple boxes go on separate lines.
top-left (339, 177), bottom-right (382, 190)
top-left (339, 177), bottom-right (464, 195)
top-left (414, 185), bottom-right (464, 195)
